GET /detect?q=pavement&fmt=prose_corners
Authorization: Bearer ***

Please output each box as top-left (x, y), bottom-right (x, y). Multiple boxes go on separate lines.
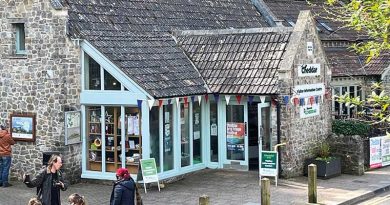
top-left (1, 166), bottom-right (390, 205)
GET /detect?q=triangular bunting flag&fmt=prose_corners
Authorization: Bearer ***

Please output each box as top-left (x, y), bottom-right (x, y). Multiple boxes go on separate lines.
top-left (197, 96), bottom-right (202, 105)
top-left (315, 96), bottom-right (319, 104)
top-left (184, 96), bottom-right (188, 105)
top-left (321, 95), bottom-right (324, 103)
top-left (175, 97), bottom-right (180, 106)
top-left (260, 96), bottom-right (266, 103)
top-left (299, 98), bottom-right (304, 106)
top-left (191, 96), bottom-right (195, 103)
top-left (225, 95), bottom-right (231, 105)
top-left (293, 97), bottom-right (299, 106)
top-left (168, 99), bottom-right (172, 105)
top-left (309, 96), bottom-right (314, 105)
top-left (304, 97), bottom-right (309, 105)
top-left (205, 94), bottom-right (209, 103)
top-left (248, 96), bottom-right (254, 105)
top-left (147, 99), bottom-right (155, 110)
top-left (236, 95), bottom-right (242, 104)
top-left (213, 94), bottom-right (219, 102)
top-left (283, 96), bottom-right (289, 105)
top-left (158, 99), bottom-right (163, 108)
top-left (137, 99), bottom-right (142, 109)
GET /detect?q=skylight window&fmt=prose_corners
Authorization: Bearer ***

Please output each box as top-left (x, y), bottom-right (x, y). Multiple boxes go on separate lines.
top-left (319, 22), bottom-right (333, 31)
top-left (286, 20), bottom-right (295, 27)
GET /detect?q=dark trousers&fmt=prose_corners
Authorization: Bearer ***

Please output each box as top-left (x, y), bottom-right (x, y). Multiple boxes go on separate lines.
top-left (0, 156), bottom-right (12, 185)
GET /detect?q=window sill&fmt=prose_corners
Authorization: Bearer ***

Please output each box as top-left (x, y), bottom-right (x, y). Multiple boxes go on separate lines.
top-left (9, 54), bottom-right (27, 59)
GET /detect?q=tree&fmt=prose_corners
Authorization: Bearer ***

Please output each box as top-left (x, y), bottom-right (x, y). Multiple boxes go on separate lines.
top-left (325, 0), bottom-right (389, 62)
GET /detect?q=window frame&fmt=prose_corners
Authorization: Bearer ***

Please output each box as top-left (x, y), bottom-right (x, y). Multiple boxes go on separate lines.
top-left (15, 23), bottom-right (26, 54)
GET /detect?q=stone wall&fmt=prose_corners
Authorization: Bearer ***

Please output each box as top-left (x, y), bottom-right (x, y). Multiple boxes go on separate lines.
top-left (328, 134), bottom-right (365, 175)
top-left (0, 1), bottom-right (82, 183)
top-left (278, 11), bottom-right (333, 178)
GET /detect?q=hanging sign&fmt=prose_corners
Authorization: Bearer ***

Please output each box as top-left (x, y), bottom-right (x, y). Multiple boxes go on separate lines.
top-left (139, 158), bottom-right (160, 193)
top-left (260, 151), bottom-right (278, 177)
top-left (293, 83), bottom-right (325, 98)
top-left (300, 104), bottom-right (320, 118)
top-left (298, 64), bottom-right (320, 77)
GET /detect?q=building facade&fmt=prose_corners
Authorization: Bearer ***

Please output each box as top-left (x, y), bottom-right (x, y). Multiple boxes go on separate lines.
top-left (1, 0), bottom-right (332, 182)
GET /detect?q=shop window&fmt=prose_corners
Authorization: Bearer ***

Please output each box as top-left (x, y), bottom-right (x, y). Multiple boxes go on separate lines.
top-left (210, 101), bottom-right (218, 162)
top-left (149, 107), bottom-right (161, 172)
top-left (14, 23), bottom-right (26, 54)
top-left (193, 102), bottom-right (202, 164)
top-left (181, 103), bottom-right (190, 167)
top-left (333, 85), bottom-right (363, 118)
top-left (86, 106), bottom-right (141, 174)
top-left (226, 105), bottom-right (245, 161)
top-left (163, 104), bottom-right (174, 171)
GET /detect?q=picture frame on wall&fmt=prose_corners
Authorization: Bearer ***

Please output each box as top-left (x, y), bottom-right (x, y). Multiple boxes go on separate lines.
top-left (10, 113), bottom-right (36, 142)
top-left (65, 111), bottom-right (81, 145)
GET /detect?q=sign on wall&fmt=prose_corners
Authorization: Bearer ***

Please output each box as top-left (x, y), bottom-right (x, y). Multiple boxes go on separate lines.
top-left (382, 136), bottom-right (390, 166)
top-left (307, 42), bottom-right (314, 56)
top-left (298, 64), bottom-right (320, 77)
top-left (300, 104), bottom-right (320, 118)
top-left (293, 83), bottom-right (325, 98)
top-left (65, 111), bottom-right (81, 145)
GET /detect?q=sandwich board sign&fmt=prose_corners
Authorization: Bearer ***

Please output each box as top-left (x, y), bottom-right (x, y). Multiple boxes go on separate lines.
top-left (260, 151), bottom-right (279, 186)
top-left (139, 158), bottom-right (160, 193)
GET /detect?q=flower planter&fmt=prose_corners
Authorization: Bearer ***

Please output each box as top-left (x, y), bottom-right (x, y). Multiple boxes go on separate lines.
top-left (304, 157), bottom-right (341, 179)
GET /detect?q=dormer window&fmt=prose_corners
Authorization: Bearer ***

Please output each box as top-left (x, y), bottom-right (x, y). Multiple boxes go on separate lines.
top-left (319, 22), bottom-right (333, 32)
top-left (14, 23), bottom-right (26, 54)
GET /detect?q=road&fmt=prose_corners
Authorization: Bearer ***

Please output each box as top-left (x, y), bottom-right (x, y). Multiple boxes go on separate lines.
top-left (358, 192), bottom-right (390, 205)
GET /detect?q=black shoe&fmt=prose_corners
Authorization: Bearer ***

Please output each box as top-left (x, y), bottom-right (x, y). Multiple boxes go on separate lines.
top-left (3, 183), bottom-right (12, 187)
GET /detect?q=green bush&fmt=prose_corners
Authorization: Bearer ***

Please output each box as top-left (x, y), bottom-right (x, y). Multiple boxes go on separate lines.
top-left (332, 119), bottom-right (371, 136)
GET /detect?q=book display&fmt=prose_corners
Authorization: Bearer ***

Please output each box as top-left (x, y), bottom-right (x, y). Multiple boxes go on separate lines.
top-left (87, 106), bottom-right (141, 174)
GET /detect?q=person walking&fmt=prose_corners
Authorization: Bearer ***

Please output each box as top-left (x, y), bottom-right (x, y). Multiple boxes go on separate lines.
top-left (24, 154), bottom-right (68, 205)
top-left (110, 168), bottom-right (138, 205)
top-left (0, 124), bottom-right (15, 188)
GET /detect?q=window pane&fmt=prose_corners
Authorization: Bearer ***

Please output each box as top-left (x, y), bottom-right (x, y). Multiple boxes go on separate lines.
top-left (104, 70), bottom-right (121, 90)
top-left (104, 106), bottom-right (117, 173)
top-left (163, 104), bottom-right (174, 171)
top-left (87, 55), bottom-right (101, 90)
top-left (125, 107), bottom-right (141, 174)
top-left (87, 106), bottom-right (102, 171)
top-left (226, 105), bottom-right (245, 161)
top-left (17, 24), bottom-right (25, 51)
top-left (149, 107), bottom-right (160, 172)
top-left (193, 102), bottom-right (202, 164)
top-left (181, 104), bottom-right (190, 167)
top-left (210, 101), bottom-right (218, 162)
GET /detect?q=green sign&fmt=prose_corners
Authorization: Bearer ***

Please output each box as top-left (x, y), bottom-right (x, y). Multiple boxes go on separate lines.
top-left (260, 151), bottom-right (278, 176)
top-left (140, 158), bottom-right (159, 184)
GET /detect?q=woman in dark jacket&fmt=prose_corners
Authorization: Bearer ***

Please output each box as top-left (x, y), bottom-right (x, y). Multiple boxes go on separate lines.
top-left (110, 168), bottom-right (137, 205)
top-left (24, 155), bottom-right (68, 205)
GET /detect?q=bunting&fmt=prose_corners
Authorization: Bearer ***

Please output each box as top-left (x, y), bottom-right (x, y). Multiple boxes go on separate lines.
top-left (260, 96), bottom-right (266, 103)
top-left (137, 99), bottom-right (142, 109)
top-left (225, 95), bottom-right (231, 105)
top-left (197, 96), bottom-right (202, 105)
top-left (147, 99), bottom-right (155, 110)
top-left (248, 96), bottom-right (254, 105)
top-left (158, 99), bottom-right (163, 108)
top-left (191, 96), bottom-right (195, 103)
top-left (236, 95), bottom-right (242, 104)
top-left (213, 94), bottom-right (220, 103)
top-left (205, 94), bottom-right (209, 103)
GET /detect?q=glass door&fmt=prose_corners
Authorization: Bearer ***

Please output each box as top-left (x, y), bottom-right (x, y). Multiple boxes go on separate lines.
top-left (258, 103), bottom-right (271, 169)
top-left (225, 102), bottom-right (248, 167)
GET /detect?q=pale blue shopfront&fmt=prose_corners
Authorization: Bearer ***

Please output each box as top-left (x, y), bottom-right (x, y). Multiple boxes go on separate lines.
top-left (79, 41), bottom-right (276, 181)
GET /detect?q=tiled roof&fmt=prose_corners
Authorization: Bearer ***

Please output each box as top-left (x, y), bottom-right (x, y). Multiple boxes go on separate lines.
top-left (66, 0), bottom-right (269, 98)
top-left (176, 28), bottom-right (292, 94)
top-left (327, 48), bottom-right (390, 77)
top-left (263, 0), bottom-right (363, 41)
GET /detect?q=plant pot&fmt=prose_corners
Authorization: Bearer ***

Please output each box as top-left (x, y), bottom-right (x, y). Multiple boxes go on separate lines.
top-left (304, 157), bottom-right (341, 179)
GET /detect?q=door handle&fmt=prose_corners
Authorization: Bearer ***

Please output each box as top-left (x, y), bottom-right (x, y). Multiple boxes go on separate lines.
top-left (244, 122), bottom-right (247, 135)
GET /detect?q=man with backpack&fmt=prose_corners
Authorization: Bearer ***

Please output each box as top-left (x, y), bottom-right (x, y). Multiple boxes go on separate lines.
top-left (0, 124), bottom-right (15, 188)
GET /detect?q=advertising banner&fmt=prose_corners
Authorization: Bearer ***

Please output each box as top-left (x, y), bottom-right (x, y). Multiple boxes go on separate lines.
top-left (382, 136), bottom-right (390, 166)
top-left (300, 104), bottom-right (320, 118)
top-left (370, 137), bottom-right (382, 168)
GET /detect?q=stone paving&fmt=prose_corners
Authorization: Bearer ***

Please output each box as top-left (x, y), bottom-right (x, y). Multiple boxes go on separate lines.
top-left (1, 167), bottom-right (390, 205)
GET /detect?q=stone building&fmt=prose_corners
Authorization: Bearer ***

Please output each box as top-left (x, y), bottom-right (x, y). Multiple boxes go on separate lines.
top-left (1, 0), bottom-right (332, 182)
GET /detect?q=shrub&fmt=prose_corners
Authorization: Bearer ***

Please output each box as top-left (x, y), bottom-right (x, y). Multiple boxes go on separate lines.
top-left (332, 119), bottom-right (371, 136)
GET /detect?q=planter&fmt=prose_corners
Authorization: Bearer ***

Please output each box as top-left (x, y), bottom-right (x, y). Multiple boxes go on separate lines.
top-left (304, 157), bottom-right (341, 179)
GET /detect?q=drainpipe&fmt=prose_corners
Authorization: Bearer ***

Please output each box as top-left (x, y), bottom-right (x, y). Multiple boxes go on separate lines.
top-left (276, 100), bottom-right (282, 176)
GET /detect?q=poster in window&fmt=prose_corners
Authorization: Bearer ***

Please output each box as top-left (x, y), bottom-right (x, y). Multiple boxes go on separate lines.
top-left (226, 122), bottom-right (245, 152)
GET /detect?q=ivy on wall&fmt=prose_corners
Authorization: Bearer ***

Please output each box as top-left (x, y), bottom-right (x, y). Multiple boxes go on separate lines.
top-left (332, 120), bottom-right (371, 136)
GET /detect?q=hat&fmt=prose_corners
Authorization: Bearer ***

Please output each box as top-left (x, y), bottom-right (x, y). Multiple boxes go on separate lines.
top-left (116, 168), bottom-right (130, 180)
